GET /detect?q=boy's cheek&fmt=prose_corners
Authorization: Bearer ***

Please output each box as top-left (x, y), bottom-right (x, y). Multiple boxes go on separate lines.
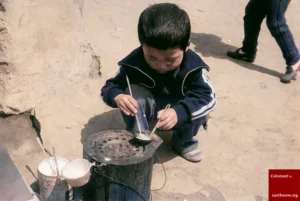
top-left (146, 61), bottom-right (158, 70)
top-left (146, 60), bottom-right (164, 71)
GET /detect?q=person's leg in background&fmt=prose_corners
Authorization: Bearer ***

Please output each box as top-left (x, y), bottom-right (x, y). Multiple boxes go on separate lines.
top-left (123, 85), bottom-right (156, 136)
top-left (227, 0), bottom-right (268, 62)
top-left (171, 115), bottom-right (208, 163)
top-left (266, 0), bottom-right (300, 82)
top-left (242, 0), bottom-right (268, 55)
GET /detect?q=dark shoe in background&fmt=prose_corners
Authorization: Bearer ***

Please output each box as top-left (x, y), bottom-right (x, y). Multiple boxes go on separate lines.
top-left (227, 48), bottom-right (256, 63)
top-left (280, 66), bottom-right (298, 83)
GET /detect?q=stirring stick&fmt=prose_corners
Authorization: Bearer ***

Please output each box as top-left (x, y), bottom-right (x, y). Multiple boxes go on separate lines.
top-left (36, 137), bottom-right (55, 173)
top-left (52, 147), bottom-right (60, 179)
top-left (149, 104), bottom-right (171, 138)
top-left (125, 75), bottom-right (142, 135)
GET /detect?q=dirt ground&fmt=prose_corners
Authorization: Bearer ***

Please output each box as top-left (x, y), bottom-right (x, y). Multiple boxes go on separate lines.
top-left (1, 0), bottom-right (300, 201)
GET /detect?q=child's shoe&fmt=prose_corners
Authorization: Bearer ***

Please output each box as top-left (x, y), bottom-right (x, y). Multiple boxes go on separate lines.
top-left (180, 148), bottom-right (203, 163)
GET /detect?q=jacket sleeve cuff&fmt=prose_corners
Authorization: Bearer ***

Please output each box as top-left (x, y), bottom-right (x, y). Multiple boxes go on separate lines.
top-left (107, 88), bottom-right (123, 107)
top-left (172, 104), bottom-right (189, 128)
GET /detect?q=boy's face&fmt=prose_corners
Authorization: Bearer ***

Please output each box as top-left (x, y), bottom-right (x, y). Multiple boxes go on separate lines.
top-left (142, 45), bottom-right (185, 74)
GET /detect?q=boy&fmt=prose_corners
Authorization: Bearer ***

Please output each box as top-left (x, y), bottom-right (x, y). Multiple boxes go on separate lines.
top-left (101, 3), bottom-right (216, 163)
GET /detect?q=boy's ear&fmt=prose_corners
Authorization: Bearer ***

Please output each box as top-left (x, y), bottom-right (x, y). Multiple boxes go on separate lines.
top-left (185, 41), bottom-right (190, 52)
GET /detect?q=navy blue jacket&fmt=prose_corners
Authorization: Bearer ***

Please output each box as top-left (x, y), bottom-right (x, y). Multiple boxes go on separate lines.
top-left (101, 47), bottom-right (217, 126)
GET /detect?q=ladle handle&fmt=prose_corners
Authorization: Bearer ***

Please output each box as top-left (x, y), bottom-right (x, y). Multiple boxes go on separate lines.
top-left (126, 75), bottom-right (142, 135)
top-left (36, 137), bottom-right (48, 158)
top-left (52, 147), bottom-right (60, 177)
top-left (36, 137), bottom-right (55, 173)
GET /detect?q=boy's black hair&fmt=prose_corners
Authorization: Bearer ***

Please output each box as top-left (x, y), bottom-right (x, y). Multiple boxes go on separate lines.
top-left (138, 3), bottom-right (191, 51)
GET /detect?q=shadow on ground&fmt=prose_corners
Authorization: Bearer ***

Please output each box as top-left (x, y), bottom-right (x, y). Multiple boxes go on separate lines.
top-left (153, 130), bottom-right (178, 164)
top-left (81, 109), bottom-right (177, 164)
top-left (152, 184), bottom-right (226, 201)
top-left (190, 32), bottom-right (283, 79)
top-left (25, 165), bottom-right (39, 193)
top-left (0, 114), bottom-right (42, 197)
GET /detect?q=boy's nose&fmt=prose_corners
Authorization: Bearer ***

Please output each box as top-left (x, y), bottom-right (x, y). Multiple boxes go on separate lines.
top-left (158, 63), bottom-right (168, 69)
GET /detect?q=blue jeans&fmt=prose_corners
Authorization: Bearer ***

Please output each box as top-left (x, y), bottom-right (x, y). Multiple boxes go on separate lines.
top-left (242, 0), bottom-right (300, 66)
top-left (122, 85), bottom-right (207, 154)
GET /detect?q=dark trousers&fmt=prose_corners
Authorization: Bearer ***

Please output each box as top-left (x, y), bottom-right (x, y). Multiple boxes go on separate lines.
top-left (241, 0), bottom-right (299, 66)
top-left (122, 85), bottom-right (207, 154)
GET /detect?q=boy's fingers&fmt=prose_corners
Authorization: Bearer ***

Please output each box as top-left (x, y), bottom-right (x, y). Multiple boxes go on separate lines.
top-left (164, 121), bottom-right (175, 130)
top-left (123, 99), bottom-right (137, 114)
top-left (122, 109), bottom-right (130, 116)
top-left (119, 101), bottom-right (127, 110)
top-left (158, 116), bottom-right (170, 128)
top-left (120, 106), bottom-right (131, 116)
top-left (162, 122), bottom-right (170, 130)
top-left (159, 113), bottom-right (168, 121)
top-left (163, 120), bottom-right (173, 130)
top-left (157, 111), bottom-right (163, 119)
top-left (119, 103), bottom-right (132, 116)
top-left (128, 97), bottom-right (138, 109)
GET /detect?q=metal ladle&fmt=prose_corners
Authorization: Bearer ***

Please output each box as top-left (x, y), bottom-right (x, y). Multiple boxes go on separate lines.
top-left (125, 75), bottom-right (143, 137)
top-left (126, 75), bottom-right (170, 145)
top-left (135, 104), bottom-right (170, 144)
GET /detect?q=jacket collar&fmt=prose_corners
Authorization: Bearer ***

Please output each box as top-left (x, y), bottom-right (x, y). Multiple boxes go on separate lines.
top-left (118, 46), bottom-right (209, 76)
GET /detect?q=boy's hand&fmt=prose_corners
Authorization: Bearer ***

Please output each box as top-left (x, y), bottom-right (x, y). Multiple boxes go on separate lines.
top-left (157, 108), bottom-right (178, 130)
top-left (114, 94), bottom-right (138, 116)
